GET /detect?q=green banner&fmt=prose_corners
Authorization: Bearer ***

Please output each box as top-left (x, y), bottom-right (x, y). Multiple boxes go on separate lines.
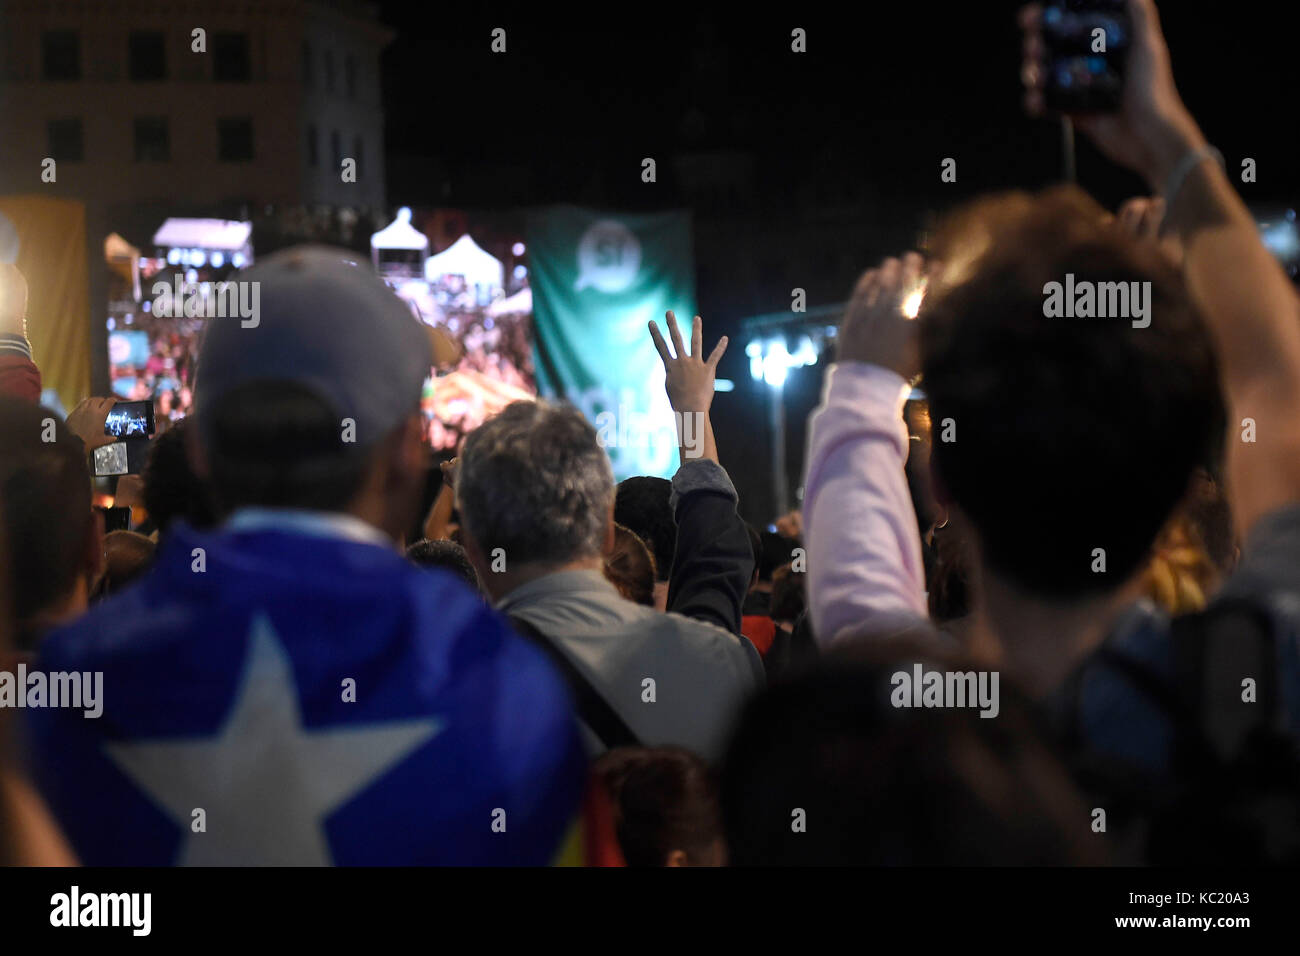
top-left (527, 207), bottom-right (696, 480)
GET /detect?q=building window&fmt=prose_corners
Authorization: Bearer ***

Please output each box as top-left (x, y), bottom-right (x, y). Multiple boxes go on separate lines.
top-left (345, 56), bottom-right (356, 97)
top-left (330, 130), bottom-right (341, 169)
top-left (42, 31), bottom-right (81, 81)
top-left (134, 117), bottom-right (169, 162)
top-left (306, 124), bottom-right (318, 167)
top-left (324, 51), bottom-right (335, 92)
top-left (302, 41), bottom-right (313, 86)
top-left (213, 33), bottom-right (250, 82)
top-left (217, 118), bottom-right (254, 162)
top-left (47, 118), bottom-right (84, 161)
top-left (128, 31), bottom-right (167, 81)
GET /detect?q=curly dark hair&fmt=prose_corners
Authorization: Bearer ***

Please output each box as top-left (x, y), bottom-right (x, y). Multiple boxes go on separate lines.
top-left (920, 186), bottom-right (1224, 599)
top-left (614, 476), bottom-right (675, 583)
top-left (141, 418), bottom-right (218, 534)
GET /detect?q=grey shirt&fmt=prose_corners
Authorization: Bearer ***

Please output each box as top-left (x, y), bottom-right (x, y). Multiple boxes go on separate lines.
top-left (497, 569), bottom-right (764, 761)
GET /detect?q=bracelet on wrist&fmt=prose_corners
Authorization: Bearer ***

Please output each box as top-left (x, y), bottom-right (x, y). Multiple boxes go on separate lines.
top-left (1161, 144), bottom-right (1225, 213)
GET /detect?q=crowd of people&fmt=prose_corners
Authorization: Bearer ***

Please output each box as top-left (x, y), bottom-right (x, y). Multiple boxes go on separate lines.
top-left (109, 320), bottom-right (198, 421)
top-left (2, 0), bottom-right (1299, 865)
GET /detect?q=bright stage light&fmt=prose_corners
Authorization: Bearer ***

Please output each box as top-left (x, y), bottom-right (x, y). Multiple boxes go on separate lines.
top-left (902, 280), bottom-right (928, 320)
top-left (763, 343), bottom-right (790, 389)
top-left (746, 335), bottom-right (819, 389)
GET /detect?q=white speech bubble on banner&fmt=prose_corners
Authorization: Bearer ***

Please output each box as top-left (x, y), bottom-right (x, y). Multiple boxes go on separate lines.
top-left (574, 219), bottom-right (641, 293)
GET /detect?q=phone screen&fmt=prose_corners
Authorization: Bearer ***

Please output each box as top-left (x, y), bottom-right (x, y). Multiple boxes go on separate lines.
top-left (104, 400), bottom-right (155, 439)
top-left (93, 441), bottom-right (130, 477)
top-left (1042, 1), bottom-right (1131, 114)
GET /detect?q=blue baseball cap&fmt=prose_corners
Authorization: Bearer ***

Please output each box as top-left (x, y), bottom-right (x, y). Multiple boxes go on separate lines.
top-left (194, 245), bottom-right (452, 447)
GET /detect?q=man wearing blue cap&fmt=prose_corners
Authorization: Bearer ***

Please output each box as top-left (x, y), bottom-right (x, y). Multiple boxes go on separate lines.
top-left (25, 247), bottom-right (588, 865)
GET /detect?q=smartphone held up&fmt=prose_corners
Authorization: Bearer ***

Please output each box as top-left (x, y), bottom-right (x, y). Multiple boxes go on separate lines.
top-left (1041, 0), bottom-right (1131, 114)
top-left (93, 399), bottom-right (155, 478)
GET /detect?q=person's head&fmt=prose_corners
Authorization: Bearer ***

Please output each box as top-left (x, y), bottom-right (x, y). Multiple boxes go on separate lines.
top-left (594, 746), bottom-right (726, 867)
top-left (919, 186), bottom-right (1223, 604)
top-left (191, 246), bottom-right (434, 540)
top-left (604, 523), bottom-right (657, 606)
top-left (928, 523), bottom-right (974, 625)
top-left (758, 529), bottom-right (796, 583)
top-left (614, 476), bottom-right (674, 584)
top-left (91, 530), bottom-right (155, 599)
top-left (457, 400), bottom-right (615, 599)
top-left (405, 537), bottom-right (481, 593)
top-left (141, 418), bottom-right (217, 535)
top-left (769, 562), bottom-right (805, 624)
top-left (721, 650), bottom-right (1104, 865)
top-left (0, 399), bottom-right (100, 648)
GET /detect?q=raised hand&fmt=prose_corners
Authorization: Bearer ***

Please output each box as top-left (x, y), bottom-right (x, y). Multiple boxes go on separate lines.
top-left (1020, 0), bottom-right (1206, 187)
top-left (836, 253), bottom-right (926, 380)
top-left (648, 311), bottom-right (727, 414)
top-left (1116, 196), bottom-right (1183, 267)
top-left (65, 397), bottom-right (119, 451)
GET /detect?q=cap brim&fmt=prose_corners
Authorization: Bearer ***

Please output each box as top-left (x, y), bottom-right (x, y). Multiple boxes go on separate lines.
top-left (426, 326), bottom-right (463, 369)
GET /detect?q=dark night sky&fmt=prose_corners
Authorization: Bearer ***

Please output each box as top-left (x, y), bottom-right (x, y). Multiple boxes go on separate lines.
top-left (379, 1), bottom-right (1295, 208)
top-left (376, 0), bottom-right (1297, 522)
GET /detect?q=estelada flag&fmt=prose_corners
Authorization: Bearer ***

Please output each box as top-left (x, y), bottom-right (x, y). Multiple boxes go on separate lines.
top-left (25, 522), bottom-right (590, 865)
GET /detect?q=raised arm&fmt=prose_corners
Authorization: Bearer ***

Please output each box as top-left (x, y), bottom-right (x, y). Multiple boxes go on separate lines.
top-left (649, 312), bottom-right (753, 635)
top-left (1025, 0), bottom-right (1300, 536)
top-left (423, 457), bottom-right (459, 541)
top-left (804, 255), bottom-right (929, 645)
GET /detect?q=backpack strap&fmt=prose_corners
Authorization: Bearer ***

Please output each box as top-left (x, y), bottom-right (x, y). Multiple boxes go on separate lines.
top-left (1169, 596), bottom-right (1287, 769)
top-left (508, 614), bottom-right (641, 750)
top-left (1056, 603), bottom-right (1183, 752)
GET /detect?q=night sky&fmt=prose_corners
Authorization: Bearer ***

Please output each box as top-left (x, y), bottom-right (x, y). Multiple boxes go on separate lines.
top-left (378, 0), bottom-right (1297, 522)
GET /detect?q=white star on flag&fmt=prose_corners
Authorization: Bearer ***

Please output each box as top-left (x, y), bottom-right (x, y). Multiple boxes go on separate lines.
top-left (106, 613), bottom-right (443, 865)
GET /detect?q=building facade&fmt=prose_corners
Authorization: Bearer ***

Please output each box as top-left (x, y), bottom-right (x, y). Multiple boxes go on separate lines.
top-left (0, 0), bottom-right (391, 210)
top-left (0, 0), bottom-right (393, 393)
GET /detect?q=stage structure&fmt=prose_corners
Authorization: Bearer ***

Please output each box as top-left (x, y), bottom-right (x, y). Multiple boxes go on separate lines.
top-left (370, 207), bottom-right (428, 277)
top-left (99, 217), bottom-right (254, 419)
top-left (370, 210), bottom-right (534, 450)
top-left (425, 234), bottom-right (505, 306)
top-left (740, 305), bottom-right (840, 516)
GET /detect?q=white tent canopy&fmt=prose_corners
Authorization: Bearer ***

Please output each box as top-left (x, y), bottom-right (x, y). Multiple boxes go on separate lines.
top-left (370, 207), bottom-right (429, 251)
top-left (486, 285), bottom-right (531, 316)
top-left (152, 218), bottom-right (252, 251)
top-left (424, 233), bottom-right (503, 289)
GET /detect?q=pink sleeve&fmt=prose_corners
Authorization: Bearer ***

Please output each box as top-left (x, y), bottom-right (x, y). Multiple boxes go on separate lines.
top-left (803, 362), bottom-right (928, 645)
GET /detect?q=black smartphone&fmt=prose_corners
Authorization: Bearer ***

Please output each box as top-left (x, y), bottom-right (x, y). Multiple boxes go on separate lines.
top-left (96, 505), bottom-right (132, 533)
top-left (104, 400), bottom-right (155, 439)
top-left (1041, 1), bottom-right (1132, 114)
